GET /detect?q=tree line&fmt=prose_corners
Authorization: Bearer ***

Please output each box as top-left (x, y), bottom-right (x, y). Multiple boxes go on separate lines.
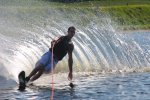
top-left (44, 0), bottom-right (102, 3)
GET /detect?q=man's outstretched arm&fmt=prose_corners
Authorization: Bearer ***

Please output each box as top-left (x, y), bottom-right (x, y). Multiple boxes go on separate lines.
top-left (68, 51), bottom-right (73, 81)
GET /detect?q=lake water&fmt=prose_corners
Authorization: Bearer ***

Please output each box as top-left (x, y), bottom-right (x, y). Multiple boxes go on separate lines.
top-left (0, 72), bottom-right (150, 100)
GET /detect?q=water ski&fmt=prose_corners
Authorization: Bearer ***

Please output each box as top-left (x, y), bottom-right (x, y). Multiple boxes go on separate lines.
top-left (18, 71), bottom-right (26, 91)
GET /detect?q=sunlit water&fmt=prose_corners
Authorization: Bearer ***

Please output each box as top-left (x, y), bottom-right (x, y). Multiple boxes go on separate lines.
top-left (1, 27), bottom-right (150, 100)
top-left (0, 72), bottom-right (150, 100)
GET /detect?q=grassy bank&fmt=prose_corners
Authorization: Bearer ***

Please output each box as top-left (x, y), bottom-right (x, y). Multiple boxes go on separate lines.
top-left (101, 5), bottom-right (150, 30)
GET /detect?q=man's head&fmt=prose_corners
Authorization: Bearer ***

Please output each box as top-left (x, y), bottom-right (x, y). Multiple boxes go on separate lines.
top-left (67, 26), bottom-right (76, 39)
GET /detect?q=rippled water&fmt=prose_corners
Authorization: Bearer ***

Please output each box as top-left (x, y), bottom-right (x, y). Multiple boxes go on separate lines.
top-left (0, 72), bottom-right (150, 100)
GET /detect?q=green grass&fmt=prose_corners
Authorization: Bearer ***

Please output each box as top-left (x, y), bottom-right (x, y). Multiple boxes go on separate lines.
top-left (100, 5), bottom-right (150, 30)
top-left (55, 0), bottom-right (150, 7)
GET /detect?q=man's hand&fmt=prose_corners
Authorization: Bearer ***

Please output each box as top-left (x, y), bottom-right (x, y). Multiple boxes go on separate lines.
top-left (68, 72), bottom-right (73, 81)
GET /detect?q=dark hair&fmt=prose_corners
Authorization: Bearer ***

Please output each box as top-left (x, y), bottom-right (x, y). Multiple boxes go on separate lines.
top-left (68, 26), bottom-right (76, 31)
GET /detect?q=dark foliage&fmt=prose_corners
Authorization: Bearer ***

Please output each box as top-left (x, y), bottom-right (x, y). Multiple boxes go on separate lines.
top-left (43, 0), bottom-right (99, 3)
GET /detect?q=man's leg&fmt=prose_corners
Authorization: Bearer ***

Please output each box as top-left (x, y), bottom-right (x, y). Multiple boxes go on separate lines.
top-left (30, 69), bottom-right (44, 82)
top-left (26, 64), bottom-right (44, 83)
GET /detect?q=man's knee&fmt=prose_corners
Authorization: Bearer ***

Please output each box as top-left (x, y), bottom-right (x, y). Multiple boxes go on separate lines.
top-left (36, 63), bottom-right (45, 70)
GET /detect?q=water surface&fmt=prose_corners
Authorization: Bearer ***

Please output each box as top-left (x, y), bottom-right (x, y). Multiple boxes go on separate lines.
top-left (0, 72), bottom-right (150, 100)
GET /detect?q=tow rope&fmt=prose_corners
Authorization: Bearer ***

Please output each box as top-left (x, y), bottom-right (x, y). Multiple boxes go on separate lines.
top-left (50, 42), bottom-right (55, 100)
